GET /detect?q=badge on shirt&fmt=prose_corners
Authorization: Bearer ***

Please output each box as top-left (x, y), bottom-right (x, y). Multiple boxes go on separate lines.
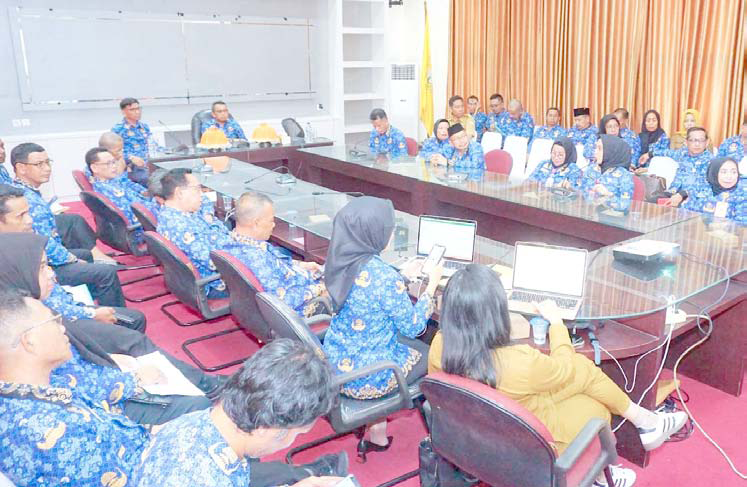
top-left (374, 137), bottom-right (380, 145)
top-left (714, 201), bottom-right (729, 218)
top-left (127, 130), bottom-right (134, 136)
top-left (387, 138), bottom-right (392, 144)
top-left (399, 142), bottom-right (405, 149)
top-left (730, 143), bottom-right (738, 153)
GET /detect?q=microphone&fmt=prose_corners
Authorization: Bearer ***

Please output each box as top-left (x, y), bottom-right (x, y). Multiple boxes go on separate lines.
top-left (348, 138), bottom-right (370, 159)
top-left (244, 166), bottom-right (296, 185)
top-left (157, 120), bottom-right (190, 153)
top-left (311, 191), bottom-right (364, 197)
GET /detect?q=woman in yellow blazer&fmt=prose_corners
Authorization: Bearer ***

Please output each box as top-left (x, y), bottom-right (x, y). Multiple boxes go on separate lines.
top-left (428, 264), bottom-right (688, 487)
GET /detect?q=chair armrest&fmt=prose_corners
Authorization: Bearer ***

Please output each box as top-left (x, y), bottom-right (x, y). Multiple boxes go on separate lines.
top-left (554, 418), bottom-right (617, 487)
top-left (308, 295), bottom-right (333, 314)
top-left (305, 314), bottom-right (332, 326)
top-left (126, 222), bottom-right (143, 232)
top-left (196, 273), bottom-right (223, 288)
top-left (334, 360), bottom-right (413, 409)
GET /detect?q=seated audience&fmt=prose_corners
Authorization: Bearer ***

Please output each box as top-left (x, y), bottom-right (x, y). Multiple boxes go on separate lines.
top-left (447, 95), bottom-right (477, 139)
top-left (111, 97), bottom-right (157, 186)
top-left (683, 157), bottom-right (747, 223)
top-left (528, 107), bottom-right (567, 152)
top-left (156, 168), bottom-right (233, 297)
top-left (657, 127), bottom-right (714, 207)
top-left (418, 119), bottom-right (451, 164)
top-left (134, 339), bottom-right (347, 487)
top-left (486, 93), bottom-right (506, 133)
top-left (368, 108), bottom-right (407, 158)
top-left (718, 118), bottom-right (747, 161)
top-left (582, 135), bottom-right (634, 211)
top-left (496, 98), bottom-right (535, 142)
top-left (0, 138), bottom-right (9, 185)
top-left (202, 100), bottom-right (248, 141)
top-left (440, 123), bottom-right (486, 169)
top-left (98, 131), bottom-right (131, 184)
top-left (10, 145), bottom-right (125, 307)
top-left (428, 264), bottom-right (688, 487)
top-left (613, 108), bottom-right (642, 165)
top-left (568, 107), bottom-right (598, 160)
top-left (144, 168), bottom-right (218, 226)
top-left (323, 196), bottom-right (441, 452)
top-left (528, 136), bottom-right (583, 190)
top-left (670, 108), bottom-right (700, 150)
top-left (467, 95), bottom-right (488, 141)
top-left (636, 109), bottom-right (670, 169)
top-left (598, 113), bottom-right (639, 165)
top-left (224, 192), bottom-right (327, 317)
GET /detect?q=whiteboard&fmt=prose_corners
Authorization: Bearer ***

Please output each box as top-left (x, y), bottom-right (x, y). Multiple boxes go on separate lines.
top-left (9, 8), bottom-right (314, 110)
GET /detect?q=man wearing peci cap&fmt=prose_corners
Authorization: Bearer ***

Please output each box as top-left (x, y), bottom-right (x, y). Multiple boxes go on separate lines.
top-left (568, 107), bottom-right (599, 160)
top-left (439, 123), bottom-right (485, 170)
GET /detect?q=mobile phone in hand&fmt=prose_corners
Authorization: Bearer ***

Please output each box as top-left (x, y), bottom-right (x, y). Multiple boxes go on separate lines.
top-left (334, 475), bottom-right (361, 487)
top-left (421, 244), bottom-right (446, 276)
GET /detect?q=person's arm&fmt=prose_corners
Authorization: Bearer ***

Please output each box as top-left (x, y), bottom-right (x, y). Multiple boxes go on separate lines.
top-left (524, 301), bottom-right (576, 392)
top-left (376, 261), bottom-right (440, 338)
top-left (51, 347), bottom-right (138, 405)
top-left (27, 199), bottom-right (77, 266)
top-left (471, 143), bottom-right (486, 170)
top-left (604, 171), bottom-right (634, 211)
top-left (369, 131), bottom-right (377, 154)
top-left (568, 164), bottom-right (584, 190)
top-left (527, 161), bottom-right (548, 183)
top-left (43, 285), bottom-right (96, 321)
top-left (231, 120), bottom-right (248, 140)
top-left (393, 130), bottom-right (408, 157)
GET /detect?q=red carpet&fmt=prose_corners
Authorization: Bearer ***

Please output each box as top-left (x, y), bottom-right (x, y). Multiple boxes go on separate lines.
top-left (69, 202), bottom-right (747, 487)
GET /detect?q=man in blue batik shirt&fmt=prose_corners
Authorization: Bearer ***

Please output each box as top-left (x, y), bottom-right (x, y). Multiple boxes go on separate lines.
top-left (368, 108), bottom-right (408, 158)
top-left (467, 95), bottom-right (489, 142)
top-left (112, 97), bottom-right (160, 186)
top-left (134, 339), bottom-right (347, 487)
top-left (0, 138), bottom-right (10, 185)
top-left (440, 123), bottom-right (485, 170)
top-left (496, 99), bottom-right (535, 144)
top-left (485, 93), bottom-right (507, 134)
top-left (529, 107), bottom-right (568, 152)
top-left (655, 127), bottom-right (714, 207)
top-left (201, 100), bottom-right (248, 141)
top-left (718, 119), bottom-right (747, 162)
top-left (614, 108), bottom-right (642, 165)
top-left (568, 107), bottom-right (598, 160)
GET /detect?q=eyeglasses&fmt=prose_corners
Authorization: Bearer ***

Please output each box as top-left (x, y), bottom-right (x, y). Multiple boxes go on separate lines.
top-left (181, 184), bottom-right (202, 192)
top-left (687, 138), bottom-right (707, 144)
top-left (11, 313), bottom-right (63, 348)
top-left (19, 159), bottom-right (53, 168)
top-left (94, 160), bottom-right (117, 167)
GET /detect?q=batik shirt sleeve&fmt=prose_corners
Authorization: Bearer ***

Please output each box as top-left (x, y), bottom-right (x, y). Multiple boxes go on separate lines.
top-left (595, 167), bottom-right (634, 211)
top-left (43, 284), bottom-right (96, 321)
top-left (418, 137), bottom-right (449, 161)
top-left (0, 165), bottom-right (11, 184)
top-left (113, 119), bottom-right (155, 163)
top-left (444, 142), bottom-right (485, 169)
top-left (473, 112), bottom-right (488, 141)
top-left (18, 184), bottom-right (77, 266)
top-left (648, 133), bottom-right (671, 156)
top-left (93, 179), bottom-right (149, 225)
top-left (621, 129), bottom-right (641, 167)
top-left (718, 136), bottom-right (745, 161)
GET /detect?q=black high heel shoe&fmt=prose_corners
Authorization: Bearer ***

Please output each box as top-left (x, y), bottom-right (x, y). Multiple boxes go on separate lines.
top-left (356, 436), bottom-right (393, 463)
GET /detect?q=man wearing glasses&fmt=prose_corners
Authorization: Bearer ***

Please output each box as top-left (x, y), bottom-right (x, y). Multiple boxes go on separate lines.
top-left (654, 127), bottom-right (714, 207)
top-left (11, 143), bottom-right (126, 307)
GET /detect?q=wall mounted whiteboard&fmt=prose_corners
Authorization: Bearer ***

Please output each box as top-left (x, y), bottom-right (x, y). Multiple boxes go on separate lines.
top-left (8, 8), bottom-right (315, 110)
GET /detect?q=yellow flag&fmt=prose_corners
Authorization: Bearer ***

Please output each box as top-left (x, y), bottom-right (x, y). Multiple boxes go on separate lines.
top-left (419, 1), bottom-right (434, 137)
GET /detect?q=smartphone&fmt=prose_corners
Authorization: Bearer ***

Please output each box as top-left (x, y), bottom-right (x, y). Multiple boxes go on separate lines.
top-left (570, 333), bottom-right (584, 348)
top-left (421, 244), bottom-right (446, 275)
top-left (334, 476), bottom-right (361, 487)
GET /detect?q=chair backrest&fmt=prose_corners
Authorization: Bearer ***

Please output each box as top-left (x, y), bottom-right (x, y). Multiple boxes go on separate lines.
top-left (191, 109), bottom-right (224, 145)
top-left (647, 156), bottom-right (679, 189)
top-left (131, 202), bottom-right (158, 233)
top-left (481, 131), bottom-right (503, 153)
top-left (575, 143), bottom-right (590, 170)
top-left (255, 291), bottom-right (325, 356)
top-left (79, 190), bottom-right (132, 253)
top-left (503, 135), bottom-right (530, 178)
top-left (421, 372), bottom-right (557, 487)
top-left (72, 170), bottom-right (93, 192)
top-left (484, 149), bottom-right (513, 175)
top-left (632, 175), bottom-right (645, 202)
top-left (143, 231), bottom-right (203, 308)
top-left (210, 250), bottom-right (273, 343)
top-left (405, 137), bottom-right (418, 156)
top-left (281, 117), bottom-right (305, 140)
top-left (526, 138), bottom-right (555, 177)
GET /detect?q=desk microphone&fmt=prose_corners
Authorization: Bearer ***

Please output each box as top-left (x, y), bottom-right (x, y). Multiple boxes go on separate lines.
top-left (348, 139), bottom-right (370, 159)
top-left (244, 166), bottom-right (295, 185)
top-left (157, 120), bottom-right (190, 153)
top-left (311, 191), bottom-right (364, 197)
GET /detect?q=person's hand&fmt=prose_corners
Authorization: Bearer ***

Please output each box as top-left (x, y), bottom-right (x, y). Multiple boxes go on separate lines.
top-left (593, 184), bottom-right (611, 197)
top-left (400, 258), bottom-right (423, 281)
top-left (93, 307), bottom-right (117, 324)
top-left (291, 476), bottom-right (345, 487)
top-left (533, 300), bottom-right (564, 325)
top-left (638, 153), bottom-right (650, 166)
top-left (430, 154), bottom-right (448, 166)
top-left (634, 167), bottom-right (648, 175)
top-left (665, 193), bottom-right (683, 207)
top-left (134, 364), bottom-right (167, 386)
top-left (130, 156), bottom-right (146, 167)
top-left (425, 262), bottom-right (445, 295)
top-left (298, 261), bottom-right (322, 273)
top-left (559, 180), bottom-right (571, 190)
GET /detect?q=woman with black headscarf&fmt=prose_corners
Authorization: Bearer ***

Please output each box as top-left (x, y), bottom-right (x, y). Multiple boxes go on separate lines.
top-left (582, 135), bottom-right (635, 211)
top-left (527, 136), bottom-right (583, 190)
top-left (323, 196), bottom-right (442, 456)
top-left (418, 118), bottom-right (451, 164)
top-left (599, 113), bottom-right (641, 169)
top-left (0, 232), bottom-right (218, 425)
top-left (682, 157), bottom-right (747, 223)
top-left (636, 109), bottom-right (670, 169)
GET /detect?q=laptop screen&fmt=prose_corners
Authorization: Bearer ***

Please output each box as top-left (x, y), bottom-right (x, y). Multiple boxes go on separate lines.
top-left (417, 216), bottom-right (476, 262)
top-left (512, 243), bottom-right (587, 297)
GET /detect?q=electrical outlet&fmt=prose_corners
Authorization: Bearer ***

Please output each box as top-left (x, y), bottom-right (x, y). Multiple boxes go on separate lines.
top-left (317, 103), bottom-right (324, 111)
top-left (11, 119), bottom-right (21, 128)
top-left (21, 119), bottom-right (30, 127)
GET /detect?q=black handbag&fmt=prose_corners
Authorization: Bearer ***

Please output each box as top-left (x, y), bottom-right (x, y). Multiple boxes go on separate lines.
top-left (418, 437), bottom-right (479, 487)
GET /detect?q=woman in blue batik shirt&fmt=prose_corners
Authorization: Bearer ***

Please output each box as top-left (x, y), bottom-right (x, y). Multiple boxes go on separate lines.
top-left (418, 119), bottom-right (451, 164)
top-left (717, 119), bottom-right (747, 162)
top-left (636, 110), bottom-right (671, 170)
top-left (583, 135), bottom-right (635, 211)
top-left (683, 157), bottom-right (747, 223)
top-left (323, 196), bottom-right (442, 457)
top-left (528, 136), bottom-right (583, 190)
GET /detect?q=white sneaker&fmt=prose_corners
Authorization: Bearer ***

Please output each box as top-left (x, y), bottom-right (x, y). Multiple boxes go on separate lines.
top-left (638, 411), bottom-right (688, 451)
top-left (593, 465), bottom-right (637, 487)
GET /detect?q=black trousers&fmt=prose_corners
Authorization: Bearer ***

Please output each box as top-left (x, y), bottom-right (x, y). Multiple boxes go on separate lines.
top-left (128, 166), bottom-right (149, 186)
top-left (55, 213), bottom-right (97, 251)
top-left (54, 253), bottom-right (125, 307)
top-left (249, 459), bottom-right (312, 487)
top-left (77, 307), bottom-right (146, 333)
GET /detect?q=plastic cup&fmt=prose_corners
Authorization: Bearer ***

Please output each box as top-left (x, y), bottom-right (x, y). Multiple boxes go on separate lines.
top-left (530, 317), bottom-right (550, 345)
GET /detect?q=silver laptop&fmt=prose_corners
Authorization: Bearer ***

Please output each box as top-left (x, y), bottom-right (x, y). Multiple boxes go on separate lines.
top-left (415, 216), bottom-right (477, 277)
top-left (507, 242), bottom-right (588, 320)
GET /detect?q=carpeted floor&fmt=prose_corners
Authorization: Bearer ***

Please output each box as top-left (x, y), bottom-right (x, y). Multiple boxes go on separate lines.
top-left (71, 202), bottom-right (747, 487)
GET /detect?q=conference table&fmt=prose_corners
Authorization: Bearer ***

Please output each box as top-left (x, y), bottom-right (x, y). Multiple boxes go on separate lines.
top-left (153, 149), bottom-right (747, 467)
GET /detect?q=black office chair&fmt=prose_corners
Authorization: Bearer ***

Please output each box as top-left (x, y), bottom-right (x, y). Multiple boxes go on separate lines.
top-left (281, 118), bottom-right (305, 144)
top-left (191, 109), bottom-right (236, 145)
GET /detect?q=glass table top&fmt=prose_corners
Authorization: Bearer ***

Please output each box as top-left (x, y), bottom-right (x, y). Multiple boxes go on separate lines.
top-left (149, 137), bottom-right (333, 163)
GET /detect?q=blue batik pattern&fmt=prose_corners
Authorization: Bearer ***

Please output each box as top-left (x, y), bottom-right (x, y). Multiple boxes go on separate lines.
top-left (14, 179), bottom-right (76, 266)
top-left (0, 380), bottom-right (147, 487)
top-left (0, 164), bottom-right (11, 184)
top-left (568, 125), bottom-right (599, 160)
top-left (528, 160), bottom-right (583, 190)
top-left (473, 112), bottom-right (489, 141)
top-left (718, 136), bottom-right (745, 162)
top-left (93, 177), bottom-right (151, 245)
top-left (224, 233), bottom-right (325, 317)
top-left (112, 119), bottom-right (160, 164)
top-left (486, 112), bottom-right (507, 133)
top-left (369, 126), bottom-right (408, 158)
top-left (200, 118), bottom-right (247, 141)
top-left (442, 141), bottom-right (485, 170)
top-left (658, 149), bottom-right (713, 194)
top-left (682, 182), bottom-right (747, 224)
top-left (496, 112), bottom-right (535, 142)
top-left (43, 283), bottom-right (96, 321)
top-left (156, 206), bottom-right (232, 295)
top-left (322, 256), bottom-right (433, 399)
top-left (582, 166), bottom-right (634, 211)
top-left (417, 137), bottom-right (450, 161)
top-left (620, 128), bottom-right (641, 167)
top-left (528, 125), bottom-right (568, 152)
top-left (133, 409), bottom-right (249, 487)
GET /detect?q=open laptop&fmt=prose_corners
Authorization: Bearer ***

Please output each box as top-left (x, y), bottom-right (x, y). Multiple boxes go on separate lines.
top-left (414, 216), bottom-right (477, 277)
top-left (507, 242), bottom-right (588, 320)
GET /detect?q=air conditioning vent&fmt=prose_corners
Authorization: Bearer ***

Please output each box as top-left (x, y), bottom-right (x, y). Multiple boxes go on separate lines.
top-left (391, 64), bottom-right (415, 81)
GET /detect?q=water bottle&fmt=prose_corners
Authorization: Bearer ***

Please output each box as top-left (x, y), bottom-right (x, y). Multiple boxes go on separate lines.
top-left (147, 136), bottom-right (157, 158)
top-left (304, 122), bottom-right (315, 143)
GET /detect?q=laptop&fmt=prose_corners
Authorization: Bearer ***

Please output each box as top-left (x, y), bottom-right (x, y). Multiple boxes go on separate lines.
top-left (507, 242), bottom-right (588, 320)
top-left (413, 215), bottom-right (477, 277)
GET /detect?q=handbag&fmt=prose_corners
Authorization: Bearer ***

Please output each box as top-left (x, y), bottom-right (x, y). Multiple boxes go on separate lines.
top-left (637, 173), bottom-right (668, 203)
top-left (418, 437), bottom-right (479, 487)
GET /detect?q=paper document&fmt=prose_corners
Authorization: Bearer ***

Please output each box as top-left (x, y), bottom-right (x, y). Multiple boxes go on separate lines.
top-left (110, 352), bottom-right (205, 397)
top-left (61, 284), bottom-right (95, 306)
